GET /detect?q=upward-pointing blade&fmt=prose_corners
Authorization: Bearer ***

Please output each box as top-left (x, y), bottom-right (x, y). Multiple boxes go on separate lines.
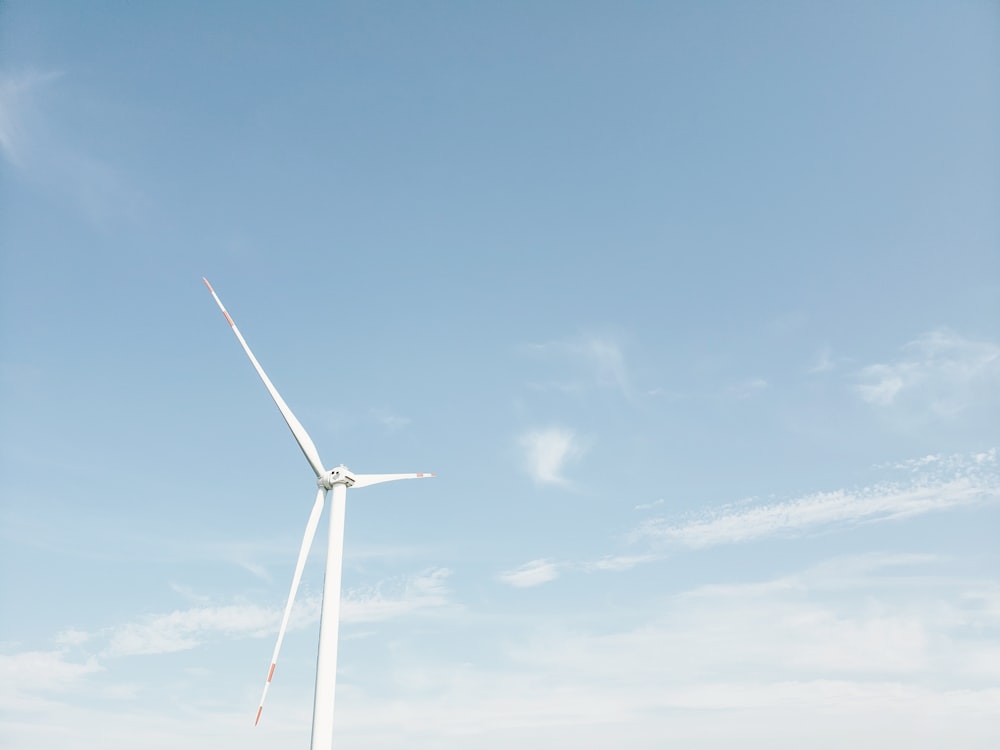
top-left (203, 278), bottom-right (326, 478)
top-left (255, 487), bottom-right (327, 726)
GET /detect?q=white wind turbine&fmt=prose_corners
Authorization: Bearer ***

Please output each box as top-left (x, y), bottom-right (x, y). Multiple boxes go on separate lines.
top-left (203, 278), bottom-right (434, 749)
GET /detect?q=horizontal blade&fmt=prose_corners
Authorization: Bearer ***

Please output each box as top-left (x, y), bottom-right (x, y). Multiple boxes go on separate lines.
top-left (351, 472), bottom-right (436, 489)
top-left (203, 278), bottom-right (326, 478)
top-left (255, 488), bottom-right (327, 726)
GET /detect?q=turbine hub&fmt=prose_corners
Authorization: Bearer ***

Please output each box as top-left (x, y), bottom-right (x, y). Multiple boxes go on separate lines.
top-left (318, 465), bottom-right (355, 490)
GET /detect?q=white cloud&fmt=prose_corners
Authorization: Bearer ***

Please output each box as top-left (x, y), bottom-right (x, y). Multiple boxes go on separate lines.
top-left (856, 328), bottom-right (1000, 415)
top-left (342, 568), bottom-right (452, 622)
top-left (808, 345), bottom-right (836, 373)
top-left (633, 455), bottom-right (999, 548)
top-left (497, 559), bottom-right (561, 587)
top-left (98, 569), bottom-right (452, 657)
top-left (0, 67), bottom-right (143, 226)
top-left (726, 377), bottom-right (768, 398)
top-left (105, 603), bottom-right (279, 657)
top-left (496, 551), bottom-right (659, 585)
top-left (55, 628), bottom-right (91, 646)
top-left (527, 333), bottom-right (631, 396)
top-left (578, 336), bottom-right (629, 393)
top-left (330, 555), bottom-right (1000, 749)
top-left (583, 554), bottom-right (659, 572)
top-left (885, 449), bottom-right (998, 474)
top-left (508, 554), bottom-right (995, 686)
top-left (370, 407), bottom-right (411, 432)
top-left (519, 427), bottom-right (583, 485)
top-left (7, 556), bottom-right (1000, 749)
top-left (634, 498), bottom-right (665, 511)
top-left (0, 69), bottom-right (62, 165)
top-left (0, 650), bottom-right (101, 696)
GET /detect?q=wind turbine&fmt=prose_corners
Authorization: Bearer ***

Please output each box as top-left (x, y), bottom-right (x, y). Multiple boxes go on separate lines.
top-left (203, 278), bottom-right (434, 750)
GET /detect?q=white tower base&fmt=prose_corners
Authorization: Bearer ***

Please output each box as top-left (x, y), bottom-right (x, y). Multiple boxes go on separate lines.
top-left (311, 480), bottom-right (347, 750)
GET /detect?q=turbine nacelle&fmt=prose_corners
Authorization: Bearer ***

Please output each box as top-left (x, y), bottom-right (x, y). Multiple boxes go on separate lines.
top-left (318, 466), bottom-right (355, 490)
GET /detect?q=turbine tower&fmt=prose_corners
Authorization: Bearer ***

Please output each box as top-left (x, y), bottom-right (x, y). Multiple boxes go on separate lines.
top-left (203, 278), bottom-right (433, 749)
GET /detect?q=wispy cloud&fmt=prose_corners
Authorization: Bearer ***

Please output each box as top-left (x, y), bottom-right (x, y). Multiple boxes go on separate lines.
top-left (882, 449), bottom-right (998, 474)
top-left (369, 407), bottom-right (411, 433)
top-left (526, 333), bottom-right (631, 396)
top-left (0, 650), bottom-right (102, 695)
top-left (0, 69), bottom-right (62, 166)
top-left (7, 555), bottom-right (999, 748)
top-left (0, 67), bottom-right (143, 226)
top-left (336, 555), bottom-right (1000, 747)
top-left (855, 328), bottom-right (1000, 415)
top-left (725, 377), bottom-right (768, 399)
top-left (497, 559), bottom-right (561, 587)
top-left (519, 427), bottom-right (583, 485)
top-left (342, 568), bottom-right (452, 622)
top-left (508, 553), bottom-right (999, 687)
top-left (95, 569), bottom-right (453, 657)
top-left (494, 453), bottom-right (998, 587)
top-left (105, 602), bottom-right (278, 657)
top-left (807, 345), bottom-right (837, 374)
top-left (633, 452), bottom-right (999, 548)
top-left (634, 498), bottom-right (665, 511)
top-left (582, 554), bottom-right (659, 572)
top-left (498, 553), bottom-right (659, 583)
top-left (55, 628), bottom-right (92, 647)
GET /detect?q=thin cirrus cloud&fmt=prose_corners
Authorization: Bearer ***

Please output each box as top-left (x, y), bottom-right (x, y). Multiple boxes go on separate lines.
top-left (370, 407), bottom-right (412, 433)
top-left (855, 328), bottom-right (1000, 415)
top-left (0, 68), bottom-right (142, 226)
top-left (0, 650), bottom-right (101, 697)
top-left (341, 568), bottom-right (452, 622)
top-left (582, 554), bottom-right (660, 572)
top-left (504, 554), bottom-right (1000, 695)
top-left (97, 569), bottom-right (453, 657)
top-left (519, 427), bottom-right (583, 485)
top-left (0, 69), bottom-right (63, 166)
top-left (407, 555), bottom-right (1000, 747)
top-left (726, 377), bottom-right (768, 399)
top-left (526, 333), bottom-right (631, 396)
top-left (499, 453), bottom-right (997, 587)
top-left (497, 559), bottom-right (561, 588)
top-left (497, 554), bottom-right (656, 585)
top-left (634, 498), bottom-right (665, 511)
top-left (807, 345), bottom-right (836, 374)
top-left (632, 452), bottom-right (999, 549)
top-left (105, 602), bottom-right (283, 657)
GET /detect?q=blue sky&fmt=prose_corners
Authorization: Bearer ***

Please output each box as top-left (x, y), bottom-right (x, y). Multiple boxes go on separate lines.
top-left (1, 1), bottom-right (999, 747)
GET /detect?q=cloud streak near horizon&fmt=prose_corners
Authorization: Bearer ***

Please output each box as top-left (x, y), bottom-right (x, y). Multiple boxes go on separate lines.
top-left (94, 568), bottom-right (454, 657)
top-left (633, 452), bottom-right (999, 549)
top-left (496, 451), bottom-right (1000, 585)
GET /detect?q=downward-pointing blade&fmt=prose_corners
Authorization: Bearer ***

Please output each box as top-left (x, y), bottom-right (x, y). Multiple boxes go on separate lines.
top-left (203, 278), bottom-right (326, 477)
top-left (255, 487), bottom-right (327, 726)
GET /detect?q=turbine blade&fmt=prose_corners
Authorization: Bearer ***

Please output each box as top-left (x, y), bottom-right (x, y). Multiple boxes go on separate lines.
top-left (203, 278), bottom-right (326, 477)
top-left (255, 488), bottom-right (326, 726)
top-left (351, 472), bottom-right (436, 489)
